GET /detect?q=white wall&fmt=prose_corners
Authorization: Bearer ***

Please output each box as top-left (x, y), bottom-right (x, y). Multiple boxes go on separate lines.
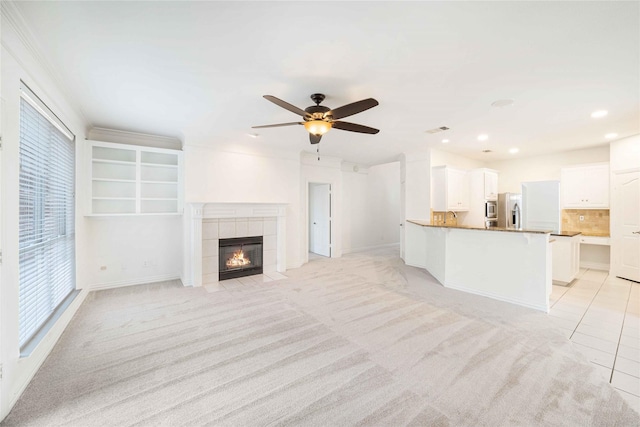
top-left (341, 161), bottom-right (401, 253)
top-left (367, 162), bottom-right (401, 245)
top-left (1, 6), bottom-right (89, 418)
top-left (488, 145), bottom-right (610, 193)
top-left (430, 148), bottom-right (487, 170)
top-left (610, 134), bottom-right (640, 172)
top-left (402, 152), bottom-right (431, 220)
top-left (341, 166), bottom-right (369, 253)
top-left (85, 216), bottom-right (183, 289)
top-left (184, 144), bottom-right (302, 269)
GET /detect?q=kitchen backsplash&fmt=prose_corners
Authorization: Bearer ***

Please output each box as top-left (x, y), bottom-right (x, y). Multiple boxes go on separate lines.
top-left (561, 209), bottom-right (609, 237)
top-left (431, 210), bottom-right (458, 226)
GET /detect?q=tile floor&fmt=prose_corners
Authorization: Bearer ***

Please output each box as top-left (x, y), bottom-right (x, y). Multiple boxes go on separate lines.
top-left (549, 268), bottom-right (640, 411)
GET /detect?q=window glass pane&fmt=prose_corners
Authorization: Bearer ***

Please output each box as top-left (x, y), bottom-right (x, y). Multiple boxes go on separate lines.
top-left (19, 94), bottom-right (75, 348)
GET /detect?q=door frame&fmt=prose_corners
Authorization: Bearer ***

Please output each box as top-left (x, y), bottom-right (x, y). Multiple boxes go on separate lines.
top-left (303, 179), bottom-right (336, 264)
top-left (611, 167), bottom-right (640, 281)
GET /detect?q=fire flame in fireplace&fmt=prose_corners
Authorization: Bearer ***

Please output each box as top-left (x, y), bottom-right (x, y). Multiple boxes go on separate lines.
top-left (226, 249), bottom-right (251, 268)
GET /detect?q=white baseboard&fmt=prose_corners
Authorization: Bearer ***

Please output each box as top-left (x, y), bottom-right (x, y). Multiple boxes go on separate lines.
top-left (89, 273), bottom-right (181, 291)
top-left (342, 242), bottom-right (400, 254)
top-left (580, 262), bottom-right (610, 271)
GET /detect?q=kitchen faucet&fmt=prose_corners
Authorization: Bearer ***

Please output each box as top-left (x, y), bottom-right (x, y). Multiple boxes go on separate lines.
top-left (444, 211), bottom-right (457, 224)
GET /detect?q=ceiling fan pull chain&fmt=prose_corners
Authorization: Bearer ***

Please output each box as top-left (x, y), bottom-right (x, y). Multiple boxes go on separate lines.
top-left (317, 146), bottom-right (320, 161)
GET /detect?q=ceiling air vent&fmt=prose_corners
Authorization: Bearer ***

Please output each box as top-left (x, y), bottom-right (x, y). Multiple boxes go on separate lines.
top-left (426, 126), bottom-right (450, 134)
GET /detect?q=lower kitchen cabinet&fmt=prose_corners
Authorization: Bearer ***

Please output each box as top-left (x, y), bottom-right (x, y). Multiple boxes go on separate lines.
top-left (552, 234), bottom-right (581, 284)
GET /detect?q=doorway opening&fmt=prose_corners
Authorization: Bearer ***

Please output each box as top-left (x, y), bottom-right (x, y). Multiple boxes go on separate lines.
top-left (309, 183), bottom-right (332, 257)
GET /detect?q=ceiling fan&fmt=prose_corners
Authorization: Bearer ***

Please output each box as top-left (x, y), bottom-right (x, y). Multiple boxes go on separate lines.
top-left (252, 93), bottom-right (379, 144)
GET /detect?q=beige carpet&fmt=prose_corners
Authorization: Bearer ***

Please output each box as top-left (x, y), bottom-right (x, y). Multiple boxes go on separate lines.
top-left (3, 248), bottom-right (638, 426)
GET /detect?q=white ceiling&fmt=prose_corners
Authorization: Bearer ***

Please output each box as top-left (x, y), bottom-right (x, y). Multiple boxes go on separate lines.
top-left (11, 1), bottom-right (640, 165)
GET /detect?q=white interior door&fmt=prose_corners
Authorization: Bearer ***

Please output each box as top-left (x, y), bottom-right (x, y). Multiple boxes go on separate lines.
top-left (309, 183), bottom-right (331, 257)
top-left (613, 171), bottom-right (640, 282)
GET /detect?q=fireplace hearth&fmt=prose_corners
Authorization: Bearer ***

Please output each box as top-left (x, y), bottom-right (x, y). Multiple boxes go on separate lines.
top-left (219, 236), bottom-right (263, 281)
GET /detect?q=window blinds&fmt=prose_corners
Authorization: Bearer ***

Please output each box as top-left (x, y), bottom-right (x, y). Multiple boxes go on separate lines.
top-left (19, 85), bottom-right (75, 348)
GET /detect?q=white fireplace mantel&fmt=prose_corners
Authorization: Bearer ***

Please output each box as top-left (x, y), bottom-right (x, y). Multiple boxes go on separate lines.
top-left (183, 202), bottom-right (287, 287)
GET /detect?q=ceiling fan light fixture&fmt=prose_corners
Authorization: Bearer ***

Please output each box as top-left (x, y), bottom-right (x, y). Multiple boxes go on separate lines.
top-left (304, 120), bottom-right (331, 136)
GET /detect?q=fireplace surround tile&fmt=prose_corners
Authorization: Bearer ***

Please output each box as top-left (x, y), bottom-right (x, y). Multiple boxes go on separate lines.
top-left (264, 235), bottom-right (277, 251)
top-left (203, 240), bottom-right (218, 257)
top-left (186, 203), bottom-right (286, 287)
top-left (264, 249), bottom-right (277, 271)
top-left (203, 219), bottom-right (219, 240)
top-left (247, 220), bottom-right (263, 236)
top-left (264, 219), bottom-right (277, 236)
top-left (202, 256), bottom-right (218, 274)
top-left (235, 220), bottom-right (248, 237)
top-left (218, 221), bottom-right (236, 239)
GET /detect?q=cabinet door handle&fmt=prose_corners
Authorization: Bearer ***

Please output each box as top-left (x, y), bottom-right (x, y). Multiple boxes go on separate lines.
top-left (633, 231), bottom-right (640, 234)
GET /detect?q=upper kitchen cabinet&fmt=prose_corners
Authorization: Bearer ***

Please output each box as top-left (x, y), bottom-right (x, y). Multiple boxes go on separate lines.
top-left (469, 168), bottom-right (498, 201)
top-left (88, 140), bottom-right (183, 215)
top-left (561, 163), bottom-right (609, 209)
top-left (432, 166), bottom-right (469, 211)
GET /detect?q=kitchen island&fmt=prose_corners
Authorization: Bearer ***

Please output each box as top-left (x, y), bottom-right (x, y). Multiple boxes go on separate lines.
top-left (405, 220), bottom-right (552, 312)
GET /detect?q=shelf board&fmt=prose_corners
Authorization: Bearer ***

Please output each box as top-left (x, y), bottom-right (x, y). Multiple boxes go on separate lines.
top-left (92, 197), bottom-right (136, 201)
top-left (141, 198), bottom-right (178, 201)
top-left (92, 178), bottom-right (136, 183)
top-left (92, 159), bottom-right (136, 166)
top-left (140, 162), bottom-right (179, 168)
top-left (140, 180), bottom-right (178, 184)
top-left (85, 212), bottom-right (183, 217)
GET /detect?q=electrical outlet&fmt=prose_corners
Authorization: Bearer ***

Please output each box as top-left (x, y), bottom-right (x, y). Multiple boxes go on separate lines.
top-left (579, 215), bottom-right (585, 222)
top-left (143, 260), bottom-right (149, 268)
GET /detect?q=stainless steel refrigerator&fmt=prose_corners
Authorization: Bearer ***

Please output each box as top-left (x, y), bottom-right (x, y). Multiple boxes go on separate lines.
top-left (497, 193), bottom-right (522, 229)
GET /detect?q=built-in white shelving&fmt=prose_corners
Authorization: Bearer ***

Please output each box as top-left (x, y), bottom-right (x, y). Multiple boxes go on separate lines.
top-left (88, 140), bottom-right (183, 216)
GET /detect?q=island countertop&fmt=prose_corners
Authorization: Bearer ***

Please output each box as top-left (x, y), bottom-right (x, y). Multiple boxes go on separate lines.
top-left (407, 220), bottom-right (552, 234)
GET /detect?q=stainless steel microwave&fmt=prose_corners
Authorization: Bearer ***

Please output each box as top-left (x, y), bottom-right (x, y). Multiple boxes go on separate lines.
top-left (485, 201), bottom-right (497, 218)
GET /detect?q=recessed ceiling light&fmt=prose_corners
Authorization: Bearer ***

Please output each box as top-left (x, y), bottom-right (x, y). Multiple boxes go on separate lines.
top-left (491, 99), bottom-right (514, 108)
top-left (590, 110), bottom-right (608, 119)
top-left (509, 148), bottom-right (519, 154)
top-left (477, 134), bottom-right (489, 141)
top-left (605, 133), bottom-right (618, 139)
top-left (247, 133), bottom-right (259, 138)
top-left (442, 139), bottom-right (449, 143)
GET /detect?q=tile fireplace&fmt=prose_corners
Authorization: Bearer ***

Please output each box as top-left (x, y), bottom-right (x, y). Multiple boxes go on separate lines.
top-left (184, 203), bottom-right (287, 287)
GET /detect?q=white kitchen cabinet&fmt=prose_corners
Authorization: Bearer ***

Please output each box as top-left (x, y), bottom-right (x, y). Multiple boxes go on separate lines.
top-left (432, 166), bottom-right (469, 211)
top-left (484, 170), bottom-right (498, 200)
top-left (552, 234), bottom-right (581, 284)
top-left (88, 140), bottom-right (183, 215)
top-left (561, 163), bottom-right (609, 209)
top-left (464, 168), bottom-right (500, 227)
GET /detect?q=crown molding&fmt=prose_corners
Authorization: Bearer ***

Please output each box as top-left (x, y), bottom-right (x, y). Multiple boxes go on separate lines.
top-left (87, 127), bottom-right (183, 150)
top-left (1, 1), bottom-right (89, 125)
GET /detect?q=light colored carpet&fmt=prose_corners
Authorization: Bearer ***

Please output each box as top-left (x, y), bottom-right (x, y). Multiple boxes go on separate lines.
top-left (3, 248), bottom-right (638, 426)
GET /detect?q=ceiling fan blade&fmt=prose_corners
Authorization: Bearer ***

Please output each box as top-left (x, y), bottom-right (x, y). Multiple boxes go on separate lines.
top-left (263, 95), bottom-right (310, 118)
top-left (332, 121), bottom-right (380, 134)
top-left (252, 122), bottom-right (302, 129)
top-left (309, 134), bottom-right (322, 144)
top-left (328, 98), bottom-right (379, 120)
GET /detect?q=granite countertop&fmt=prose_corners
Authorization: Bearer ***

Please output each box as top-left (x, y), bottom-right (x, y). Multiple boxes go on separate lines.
top-left (407, 220), bottom-right (551, 234)
top-left (551, 231), bottom-right (582, 237)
